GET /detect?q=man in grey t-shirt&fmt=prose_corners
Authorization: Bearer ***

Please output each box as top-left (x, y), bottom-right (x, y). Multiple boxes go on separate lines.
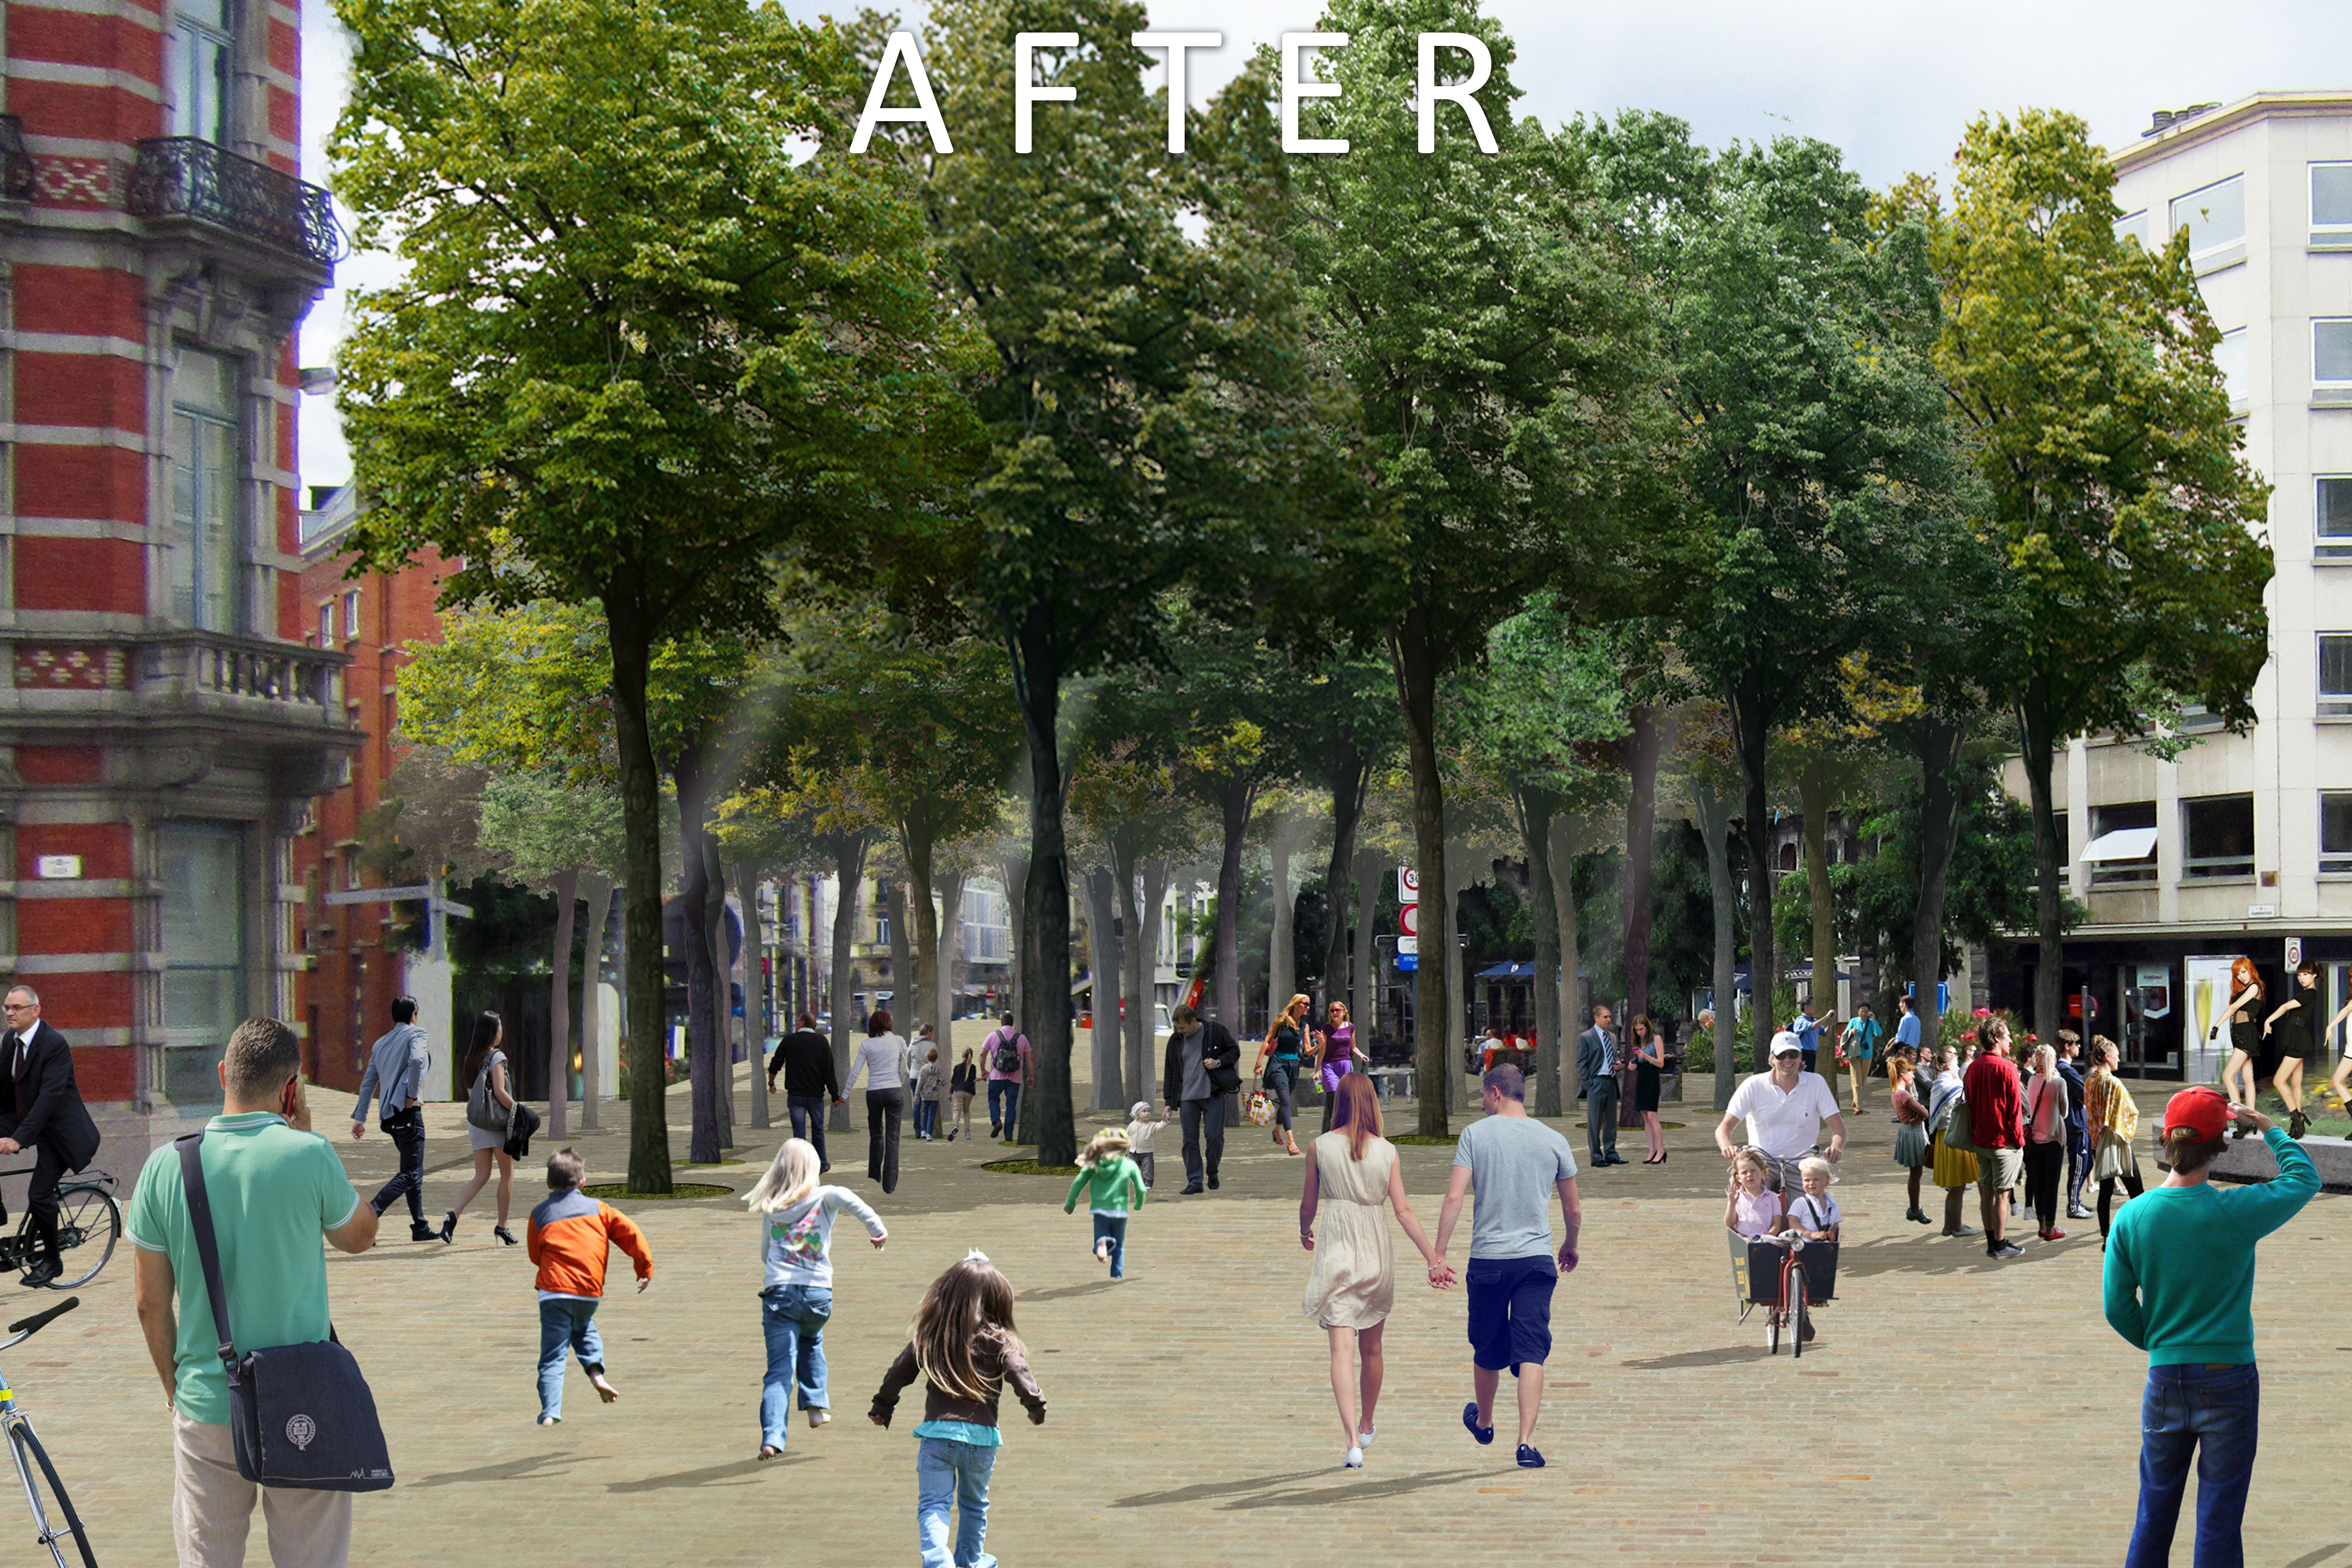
top-left (1431, 1064), bottom-right (1580, 1470)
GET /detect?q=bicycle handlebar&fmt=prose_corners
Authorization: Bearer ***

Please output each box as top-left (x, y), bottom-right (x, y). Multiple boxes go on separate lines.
top-left (6, 1296), bottom-right (79, 1339)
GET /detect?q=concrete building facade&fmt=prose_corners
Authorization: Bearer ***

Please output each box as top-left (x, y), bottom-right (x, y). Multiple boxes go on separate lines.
top-left (0, 0), bottom-right (349, 1161)
top-left (1995, 91), bottom-right (2352, 1082)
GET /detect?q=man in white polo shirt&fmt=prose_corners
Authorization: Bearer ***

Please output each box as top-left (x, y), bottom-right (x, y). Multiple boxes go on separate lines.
top-left (1715, 1031), bottom-right (1847, 1212)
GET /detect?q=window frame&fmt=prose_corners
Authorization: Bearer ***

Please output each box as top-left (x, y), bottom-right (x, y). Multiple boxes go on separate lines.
top-left (2323, 791), bottom-right (2352, 875)
top-left (2318, 476), bottom-right (2352, 557)
top-left (2179, 793), bottom-right (2256, 881)
top-left (167, 0), bottom-right (234, 145)
top-left (2087, 802), bottom-right (2158, 888)
top-left (2214, 326), bottom-right (2250, 410)
top-left (166, 345), bottom-right (247, 634)
top-left (342, 588), bottom-right (361, 642)
top-left (2313, 161), bottom-right (2352, 235)
top-left (2317, 319), bottom-right (2352, 389)
top-left (2170, 174), bottom-right (2247, 267)
top-left (2322, 633), bottom-right (2352, 717)
top-left (317, 600), bottom-right (334, 646)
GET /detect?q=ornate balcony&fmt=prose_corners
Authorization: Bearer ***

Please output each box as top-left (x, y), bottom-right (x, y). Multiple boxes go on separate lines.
top-left (126, 137), bottom-right (340, 271)
top-left (0, 115), bottom-right (34, 203)
top-left (132, 631), bottom-right (351, 722)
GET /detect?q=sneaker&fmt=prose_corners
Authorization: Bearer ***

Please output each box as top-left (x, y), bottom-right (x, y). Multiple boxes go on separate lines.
top-left (1989, 1241), bottom-right (2024, 1259)
top-left (1516, 1443), bottom-right (1546, 1468)
top-left (1941, 1225), bottom-right (1978, 1238)
top-left (2066, 1204), bottom-right (2093, 1220)
top-left (1357, 1426), bottom-right (1376, 1448)
top-left (1462, 1403), bottom-right (1494, 1446)
top-left (1343, 1446), bottom-right (1364, 1470)
top-left (2040, 1227), bottom-right (2067, 1242)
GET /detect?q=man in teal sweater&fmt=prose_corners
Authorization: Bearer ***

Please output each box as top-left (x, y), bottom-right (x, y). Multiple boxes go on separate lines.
top-left (2104, 1086), bottom-right (2317, 1568)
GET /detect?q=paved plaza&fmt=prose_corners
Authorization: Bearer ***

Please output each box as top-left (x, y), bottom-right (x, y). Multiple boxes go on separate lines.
top-left (16, 1044), bottom-right (2350, 1568)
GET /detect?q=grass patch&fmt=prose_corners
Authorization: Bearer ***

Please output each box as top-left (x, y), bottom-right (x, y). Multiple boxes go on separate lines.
top-left (980, 1159), bottom-right (1083, 1176)
top-left (1572, 1120), bottom-right (1687, 1130)
top-left (682, 1159), bottom-right (748, 1168)
top-left (581, 1182), bottom-right (735, 1201)
top-left (1390, 1134), bottom-right (1459, 1146)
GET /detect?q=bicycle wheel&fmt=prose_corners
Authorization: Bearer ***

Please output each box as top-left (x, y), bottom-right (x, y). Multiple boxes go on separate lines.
top-left (8, 1417), bottom-right (96, 1568)
top-left (1791, 1272), bottom-right (1811, 1361)
top-left (45, 1188), bottom-right (119, 1291)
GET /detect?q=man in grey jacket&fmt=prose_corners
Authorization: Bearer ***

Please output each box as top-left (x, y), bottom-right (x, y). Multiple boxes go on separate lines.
top-left (1576, 1004), bottom-right (1626, 1168)
top-left (350, 995), bottom-right (437, 1240)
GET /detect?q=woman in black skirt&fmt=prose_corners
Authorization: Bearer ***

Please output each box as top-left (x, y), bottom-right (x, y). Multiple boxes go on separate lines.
top-left (1633, 1015), bottom-right (1666, 1163)
top-left (2264, 960), bottom-right (2321, 1138)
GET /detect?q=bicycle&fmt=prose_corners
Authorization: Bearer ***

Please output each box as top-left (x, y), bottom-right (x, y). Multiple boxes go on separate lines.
top-left (0, 1170), bottom-right (120, 1291)
top-left (1, 1295), bottom-right (94, 1566)
top-left (1726, 1229), bottom-right (1839, 1358)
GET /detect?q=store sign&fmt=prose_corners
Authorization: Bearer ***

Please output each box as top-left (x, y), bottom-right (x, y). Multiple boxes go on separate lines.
top-left (2247, 904), bottom-right (2279, 920)
top-left (2136, 965), bottom-right (2172, 1020)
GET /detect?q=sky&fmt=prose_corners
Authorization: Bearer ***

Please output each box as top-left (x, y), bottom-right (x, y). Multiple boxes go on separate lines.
top-left (294, 0), bottom-right (2352, 488)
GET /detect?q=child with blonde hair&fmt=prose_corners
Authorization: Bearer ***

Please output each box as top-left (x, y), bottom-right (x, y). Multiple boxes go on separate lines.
top-left (1786, 1156), bottom-right (1841, 1242)
top-left (744, 1137), bottom-right (886, 1458)
top-left (1125, 1100), bottom-right (1166, 1189)
top-left (1725, 1147), bottom-right (1780, 1238)
top-left (871, 1254), bottom-right (1047, 1568)
top-left (1062, 1127), bottom-right (1146, 1279)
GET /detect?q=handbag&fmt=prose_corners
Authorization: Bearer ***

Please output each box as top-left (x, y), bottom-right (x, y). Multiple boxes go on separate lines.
top-left (466, 1053), bottom-right (512, 1133)
top-left (504, 1101), bottom-right (542, 1160)
top-left (1243, 1090), bottom-right (1277, 1127)
top-left (174, 1133), bottom-right (395, 1492)
top-left (1940, 1090), bottom-right (1979, 1155)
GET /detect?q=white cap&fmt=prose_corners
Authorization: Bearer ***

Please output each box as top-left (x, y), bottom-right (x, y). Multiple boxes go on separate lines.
top-left (1769, 1030), bottom-right (1804, 1058)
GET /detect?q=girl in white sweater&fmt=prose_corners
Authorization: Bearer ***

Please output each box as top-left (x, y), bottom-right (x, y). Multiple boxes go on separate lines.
top-left (843, 1009), bottom-right (909, 1193)
top-left (745, 1138), bottom-right (886, 1459)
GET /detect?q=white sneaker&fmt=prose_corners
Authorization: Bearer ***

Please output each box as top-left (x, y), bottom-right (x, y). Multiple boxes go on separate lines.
top-left (807, 1409), bottom-right (830, 1430)
top-left (1343, 1446), bottom-right (1364, 1469)
top-left (1357, 1426), bottom-right (1375, 1448)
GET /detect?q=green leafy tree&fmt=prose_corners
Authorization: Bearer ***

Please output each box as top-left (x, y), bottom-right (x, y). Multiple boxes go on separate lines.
top-left (1918, 109), bottom-right (2272, 1038)
top-left (332, 0), bottom-right (978, 1189)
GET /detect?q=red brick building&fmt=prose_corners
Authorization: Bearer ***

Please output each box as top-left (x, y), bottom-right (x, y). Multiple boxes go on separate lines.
top-left (0, 0), bottom-right (353, 1158)
top-left (292, 483), bottom-right (456, 1098)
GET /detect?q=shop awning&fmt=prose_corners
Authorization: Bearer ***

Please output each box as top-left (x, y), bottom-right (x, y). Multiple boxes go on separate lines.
top-left (2080, 827), bottom-right (2158, 863)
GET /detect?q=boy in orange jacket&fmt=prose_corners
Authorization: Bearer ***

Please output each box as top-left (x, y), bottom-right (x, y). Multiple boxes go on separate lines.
top-left (526, 1147), bottom-right (653, 1425)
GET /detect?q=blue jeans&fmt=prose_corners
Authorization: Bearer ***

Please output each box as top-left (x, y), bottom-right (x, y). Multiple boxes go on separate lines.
top-left (1265, 1058), bottom-right (1299, 1131)
top-left (988, 1080), bottom-right (1020, 1138)
top-left (786, 1095), bottom-right (830, 1168)
top-left (759, 1285), bottom-right (832, 1450)
top-left (916, 1436), bottom-right (998, 1568)
top-left (1091, 1213), bottom-right (1128, 1278)
top-left (536, 1297), bottom-right (604, 1420)
top-left (2127, 1363), bottom-right (2259, 1568)
top-left (914, 1100), bottom-right (939, 1138)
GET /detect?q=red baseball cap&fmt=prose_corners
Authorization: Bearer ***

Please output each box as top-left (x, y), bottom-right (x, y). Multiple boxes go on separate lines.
top-left (2163, 1085), bottom-right (2231, 1142)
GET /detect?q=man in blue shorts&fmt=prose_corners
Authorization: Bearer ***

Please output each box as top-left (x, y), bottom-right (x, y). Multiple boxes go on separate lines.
top-left (1430, 1064), bottom-right (1581, 1470)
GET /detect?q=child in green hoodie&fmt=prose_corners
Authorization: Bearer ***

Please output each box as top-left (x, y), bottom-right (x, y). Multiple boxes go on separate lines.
top-left (1063, 1127), bottom-right (1146, 1280)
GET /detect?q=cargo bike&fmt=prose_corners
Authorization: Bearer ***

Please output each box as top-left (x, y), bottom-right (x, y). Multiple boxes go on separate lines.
top-left (1726, 1228), bottom-right (1838, 1357)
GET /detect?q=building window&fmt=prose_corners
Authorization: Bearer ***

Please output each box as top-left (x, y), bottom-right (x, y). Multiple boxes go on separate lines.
top-left (2319, 478), bottom-right (2352, 558)
top-left (2322, 792), bottom-right (2352, 875)
top-left (2318, 320), bottom-right (2352, 388)
top-left (2113, 209), bottom-right (2149, 250)
top-left (875, 914), bottom-right (891, 946)
top-left (343, 589), bottom-right (361, 642)
top-left (317, 600), bottom-right (334, 645)
top-left (2215, 327), bottom-right (2249, 408)
top-left (2170, 174), bottom-right (2245, 264)
top-left (341, 844), bottom-right (361, 892)
top-left (2314, 162), bottom-right (2352, 234)
top-left (167, 347), bottom-right (243, 633)
top-left (168, 0), bottom-right (232, 144)
top-left (2323, 634), bottom-right (2352, 716)
top-left (160, 822), bottom-right (245, 1105)
top-left (2180, 794), bottom-right (2255, 880)
top-left (2085, 801), bottom-right (2158, 887)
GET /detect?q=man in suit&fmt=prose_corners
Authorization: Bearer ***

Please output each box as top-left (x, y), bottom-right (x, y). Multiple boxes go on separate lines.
top-left (1161, 1003), bottom-right (1242, 1194)
top-left (1576, 1004), bottom-right (1626, 1168)
top-left (0, 985), bottom-right (103, 1286)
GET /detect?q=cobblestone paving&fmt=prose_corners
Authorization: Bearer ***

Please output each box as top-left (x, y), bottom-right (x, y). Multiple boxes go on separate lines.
top-left (15, 1053), bottom-right (2350, 1568)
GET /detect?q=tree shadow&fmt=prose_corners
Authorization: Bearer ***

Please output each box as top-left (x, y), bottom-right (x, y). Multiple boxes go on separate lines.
top-left (607, 1456), bottom-right (802, 1492)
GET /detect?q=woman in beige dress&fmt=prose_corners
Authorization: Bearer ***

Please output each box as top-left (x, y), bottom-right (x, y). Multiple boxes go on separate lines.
top-left (1299, 1073), bottom-right (1445, 1470)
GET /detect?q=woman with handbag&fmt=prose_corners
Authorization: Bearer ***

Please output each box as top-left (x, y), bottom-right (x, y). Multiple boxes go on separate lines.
top-left (1887, 1048), bottom-right (1932, 1223)
top-left (2021, 1044), bottom-right (2071, 1242)
top-left (1926, 1046), bottom-right (1979, 1238)
top-left (443, 1011), bottom-right (519, 1245)
top-left (2084, 1036), bottom-right (2145, 1243)
top-left (1255, 994), bottom-right (1314, 1157)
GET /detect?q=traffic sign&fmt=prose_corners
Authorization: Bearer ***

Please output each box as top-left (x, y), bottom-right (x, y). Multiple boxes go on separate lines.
top-left (1398, 903), bottom-right (1419, 938)
top-left (1397, 934), bottom-right (1418, 956)
top-left (1397, 867), bottom-right (1418, 900)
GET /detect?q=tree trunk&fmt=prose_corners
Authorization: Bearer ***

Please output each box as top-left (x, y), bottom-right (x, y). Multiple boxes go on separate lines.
top-left (546, 866), bottom-right (578, 1140)
top-left (1008, 617), bottom-right (1076, 1166)
top-left (1547, 814), bottom-right (1583, 1116)
top-left (996, 848), bottom-right (1029, 1042)
top-left (828, 830), bottom-right (870, 1135)
top-left (1621, 703), bottom-right (1663, 1027)
top-left (936, 867), bottom-right (967, 1056)
top-left (1911, 716), bottom-right (1963, 1048)
top-left (605, 594), bottom-right (671, 1194)
top-left (1445, 830), bottom-right (1475, 1118)
top-left (1730, 671), bottom-right (1779, 1078)
top-left (2018, 697), bottom-right (2066, 1042)
top-left (1351, 848), bottom-right (1379, 1051)
top-left (887, 879), bottom-right (913, 1033)
top-left (902, 818), bottom-right (942, 1049)
top-left (1318, 740), bottom-right (1369, 1027)
top-left (1391, 622), bottom-right (1451, 1136)
top-left (1269, 820), bottom-right (1300, 1028)
top-left (739, 860), bottom-right (770, 1131)
top-left (676, 745), bottom-right (724, 1166)
top-left (1519, 788), bottom-right (1563, 1117)
top-left (1694, 782), bottom-right (1742, 1112)
top-left (1083, 864), bottom-right (1123, 1109)
top-left (578, 873), bottom-right (613, 1130)
top-left (1798, 753), bottom-right (1837, 1024)
top-left (703, 834), bottom-right (733, 1149)
top-left (1211, 773), bottom-right (1258, 1033)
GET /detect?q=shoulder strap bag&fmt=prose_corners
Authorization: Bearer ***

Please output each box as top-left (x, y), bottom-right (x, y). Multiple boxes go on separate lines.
top-left (1941, 1086), bottom-right (1979, 1154)
top-left (174, 1132), bottom-right (395, 1492)
top-left (466, 1053), bottom-right (513, 1132)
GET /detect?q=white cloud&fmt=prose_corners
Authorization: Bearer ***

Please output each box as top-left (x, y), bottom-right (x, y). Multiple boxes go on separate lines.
top-left (295, 0), bottom-right (2352, 486)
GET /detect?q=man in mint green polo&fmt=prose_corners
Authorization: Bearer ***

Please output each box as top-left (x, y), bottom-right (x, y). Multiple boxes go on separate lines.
top-left (129, 1017), bottom-right (378, 1567)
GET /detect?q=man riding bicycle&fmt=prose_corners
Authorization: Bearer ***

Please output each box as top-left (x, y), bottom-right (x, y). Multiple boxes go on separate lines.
top-left (1715, 1031), bottom-right (1847, 1214)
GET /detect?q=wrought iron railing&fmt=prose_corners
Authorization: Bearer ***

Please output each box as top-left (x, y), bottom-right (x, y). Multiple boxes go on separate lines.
top-left (126, 137), bottom-right (339, 267)
top-left (0, 115), bottom-right (34, 202)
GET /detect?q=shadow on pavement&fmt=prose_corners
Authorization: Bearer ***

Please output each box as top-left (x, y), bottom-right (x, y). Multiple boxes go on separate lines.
top-left (1017, 1279), bottom-right (1120, 1302)
top-left (414, 1452), bottom-right (583, 1488)
top-left (1113, 1468), bottom-right (1330, 1508)
top-left (606, 1456), bottom-right (796, 1492)
top-left (1225, 1467), bottom-right (1491, 1508)
top-left (1621, 1344), bottom-right (1769, 1370)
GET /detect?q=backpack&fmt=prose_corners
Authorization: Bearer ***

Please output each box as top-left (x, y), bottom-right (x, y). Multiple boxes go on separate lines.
top-left (990, 1029), bottom-right (1024, 1076)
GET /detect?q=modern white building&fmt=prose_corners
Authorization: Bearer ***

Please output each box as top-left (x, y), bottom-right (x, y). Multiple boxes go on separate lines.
top-left (1996, 91), bottom-right (2352, 1080)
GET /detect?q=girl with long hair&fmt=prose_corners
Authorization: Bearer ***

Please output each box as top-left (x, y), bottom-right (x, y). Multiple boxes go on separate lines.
top-left (843, 1008), bottom-right (909, 1192)
top-left (2262, 960), bottom-right (2322, 1138)
top-left (2215, 956), bottom-right (2265, 1114)
top-left (1062, 1126), bottom-right (1146, 1278)
top-left (869, 1255), bottom-right (1046, 1568)
top-left (2022, 1043), bottom-right (2071, 1241)
top-left (2084, 1036), bottom-right (2145, 1241)
top-left (744, 1138), bottom-right (886, 1459)
top-left (1632, 1015), bottom-right (1666, 1163)
top-left (1886, 1047), bottom-right (1933, 1224)
top-left (1298, 1072), bottom-right (1444, 1470)
top-left (1256, 992), bottom-right (1313, 1156)
top-left (443, 1010), bottom-right (517, 1245)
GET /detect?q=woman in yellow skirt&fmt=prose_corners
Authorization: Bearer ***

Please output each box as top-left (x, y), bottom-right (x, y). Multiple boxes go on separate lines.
top-left (1926, 1045), bottom-right (1980, 1237)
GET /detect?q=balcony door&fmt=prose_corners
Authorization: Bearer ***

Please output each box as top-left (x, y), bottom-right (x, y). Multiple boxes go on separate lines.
top-left (161, 822), bottom-right (248, 1106)
top-left (166, 346), bottom-right (243, 632)
top-left (169, 0), bottom-right (232, 144)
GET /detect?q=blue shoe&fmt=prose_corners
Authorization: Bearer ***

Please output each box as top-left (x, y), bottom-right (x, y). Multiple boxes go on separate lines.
top-left (1462, 1403), bottom-right (1494, 1446)
top-left (1517, 1443), bottom-right (1545, 1468)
